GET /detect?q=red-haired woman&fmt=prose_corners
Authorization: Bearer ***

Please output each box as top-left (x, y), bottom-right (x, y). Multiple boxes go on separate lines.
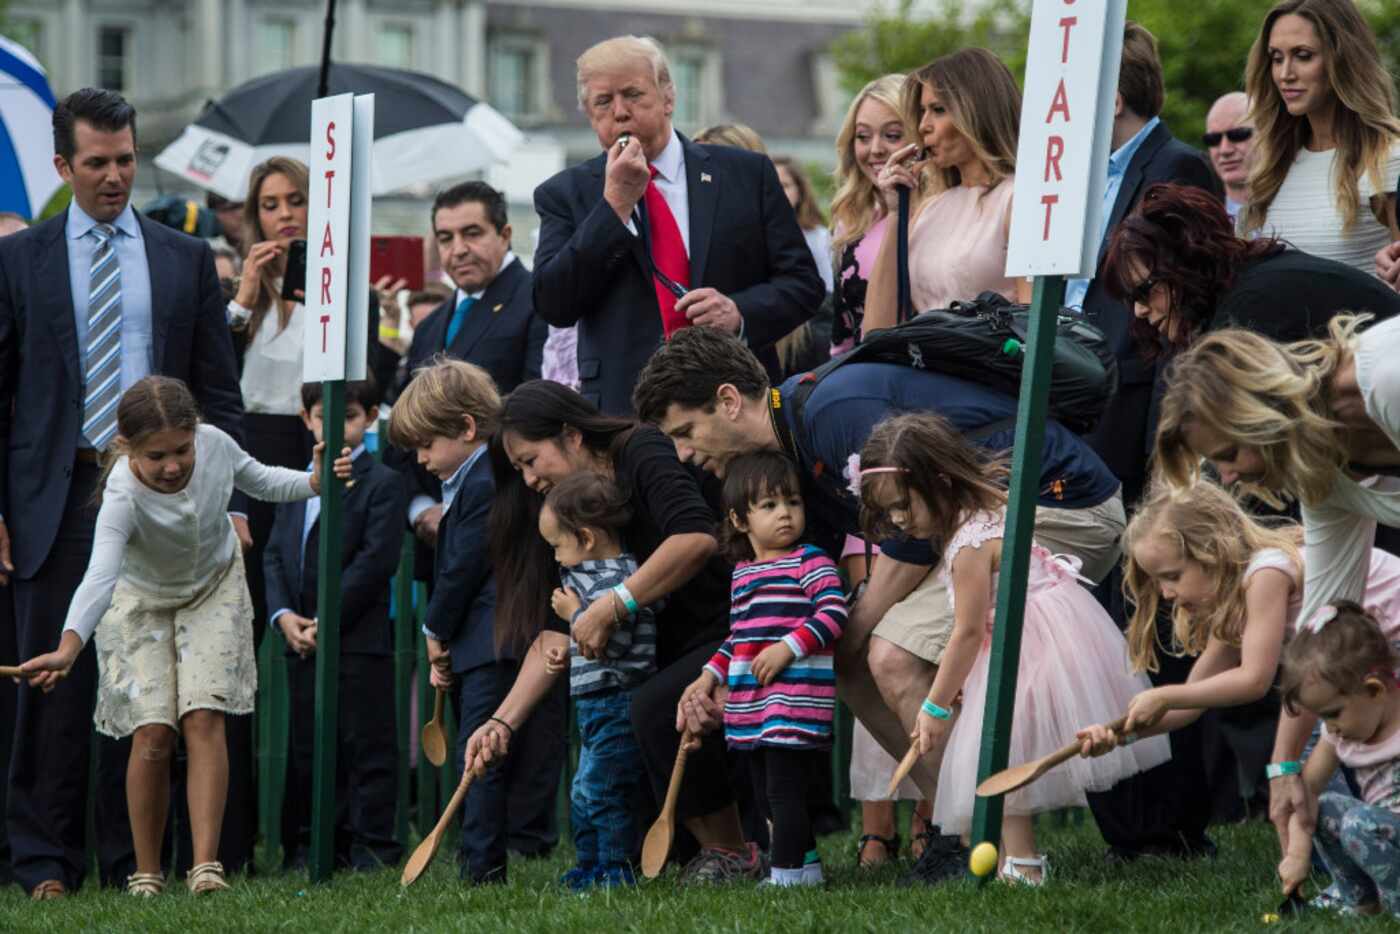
top-left (1100, 182), bottom-right (1400, 358)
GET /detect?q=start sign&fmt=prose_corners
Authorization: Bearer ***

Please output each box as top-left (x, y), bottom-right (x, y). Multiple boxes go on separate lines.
top-left (1006, 0), bottom-right (1127, 278)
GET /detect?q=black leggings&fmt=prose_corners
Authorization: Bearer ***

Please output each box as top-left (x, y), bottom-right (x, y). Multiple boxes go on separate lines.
top-left (747, 747), bottom-right (822, 869)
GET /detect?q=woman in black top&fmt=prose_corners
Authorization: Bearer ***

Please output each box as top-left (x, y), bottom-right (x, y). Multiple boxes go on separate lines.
top-left (461, 381), bottom-right (760, 880)
top-left (1100, 182), bottom-right (1400, 356)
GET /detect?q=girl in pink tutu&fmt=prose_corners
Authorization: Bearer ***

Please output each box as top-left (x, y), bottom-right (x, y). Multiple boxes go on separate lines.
top-left (857, 413), bottom-right (1170, 885)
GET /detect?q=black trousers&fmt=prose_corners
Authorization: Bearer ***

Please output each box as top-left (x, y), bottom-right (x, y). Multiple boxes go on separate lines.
top-left (6, 461), bottom-right (133, 892)
top-left (280, 653), bottom-right (402, 870)
top-left (0, 578), bottom-right (16, 885)
top-left (452, 660), bottom-right (566, 883)
top-left (747, 747), bottom-right (821, 869)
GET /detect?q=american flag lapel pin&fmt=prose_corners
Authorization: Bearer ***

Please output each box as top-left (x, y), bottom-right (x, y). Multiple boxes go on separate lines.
top-left (493, 303), bottom-right (504, 313)
top-left (701, 172), bottom-right (712, 183)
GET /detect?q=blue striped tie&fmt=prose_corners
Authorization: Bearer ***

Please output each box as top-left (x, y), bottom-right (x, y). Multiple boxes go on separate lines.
top-left (82, 223), bottom-right (123, 450)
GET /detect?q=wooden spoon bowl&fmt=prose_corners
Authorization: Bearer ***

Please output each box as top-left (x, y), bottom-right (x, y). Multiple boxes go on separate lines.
top-left (421, 687), bottom-right (447, 768)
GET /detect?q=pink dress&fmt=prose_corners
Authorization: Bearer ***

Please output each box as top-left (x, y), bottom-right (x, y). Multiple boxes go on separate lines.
top-left (908, 178), bottom-right (1018, 313)
top-left (931, 510), bottom-right (1172, 833)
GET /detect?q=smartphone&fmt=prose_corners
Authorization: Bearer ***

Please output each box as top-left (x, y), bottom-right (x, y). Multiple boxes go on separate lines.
top-left (280, 239), bottom-right (307, 302)
top-left (369, 235), bottom-right (425, 291)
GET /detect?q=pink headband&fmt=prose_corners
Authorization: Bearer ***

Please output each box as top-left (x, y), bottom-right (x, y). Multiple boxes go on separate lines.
top-left (844, 453), bottom-right (908, 498)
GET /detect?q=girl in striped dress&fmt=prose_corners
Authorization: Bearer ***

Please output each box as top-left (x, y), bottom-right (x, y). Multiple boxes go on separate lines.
top-left (697, 451), bottom-right (848, 887)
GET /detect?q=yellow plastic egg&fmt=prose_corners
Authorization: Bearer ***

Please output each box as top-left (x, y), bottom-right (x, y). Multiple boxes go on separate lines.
top-left (969, 841), bottom-right (998, 877)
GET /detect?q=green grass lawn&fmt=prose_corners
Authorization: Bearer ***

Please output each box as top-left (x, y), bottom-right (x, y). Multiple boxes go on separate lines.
top-left (0, 814), bottom-right (1388, 933)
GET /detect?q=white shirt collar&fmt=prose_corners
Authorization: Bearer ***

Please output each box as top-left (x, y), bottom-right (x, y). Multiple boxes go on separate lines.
top-left (650, 129), bottom-right (685, 184)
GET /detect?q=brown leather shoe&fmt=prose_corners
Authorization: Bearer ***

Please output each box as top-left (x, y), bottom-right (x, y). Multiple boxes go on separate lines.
top-left (30, 879), bottom-right (66, 900)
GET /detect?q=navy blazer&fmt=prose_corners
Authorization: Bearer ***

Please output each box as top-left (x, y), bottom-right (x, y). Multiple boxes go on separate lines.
top-left (425, 450), bottom-right (507, 674)
top-left (0, 208), bottom-right (245, 578)
top-left (1081, 122), bottom-right (1221, 502)
top-left (533, 134), bottom-right (823, 414)
top-left (264, 453), bottom-right (408, 656)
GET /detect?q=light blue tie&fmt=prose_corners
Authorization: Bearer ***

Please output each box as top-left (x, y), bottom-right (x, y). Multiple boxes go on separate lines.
top-left (83, 224), bottom-right (123, 449)
top-left (444, 295), bottom-right (476, 349)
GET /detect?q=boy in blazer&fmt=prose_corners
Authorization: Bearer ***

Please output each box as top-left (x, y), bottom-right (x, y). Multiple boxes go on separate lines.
top-left (265, 377), bottom-right (407, 871)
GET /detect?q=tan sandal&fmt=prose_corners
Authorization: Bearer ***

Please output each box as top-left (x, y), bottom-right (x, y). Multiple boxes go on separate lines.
top-left (127, 872), bottom-right (165, 897)
top-left (30, 879), bottom-right (66, 900)
top-left (186, 861), bottom-right (230, 895)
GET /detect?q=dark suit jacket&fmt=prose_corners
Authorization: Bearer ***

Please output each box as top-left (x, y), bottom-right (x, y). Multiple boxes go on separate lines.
top-left (264, 453), bottom-right (408, 656)
top-left (0, 208), bottom-right (245, 578)
top-left (425, 450), bottom-right (507, 674)
top-left (533, 134), bottom-right (823, 414)
top-left (1082, 122), bottom-right (1221, 505)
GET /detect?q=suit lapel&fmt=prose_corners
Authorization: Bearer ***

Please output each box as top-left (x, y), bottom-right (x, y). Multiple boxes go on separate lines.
top-left (138, 215), bottom-right (174, 371)
top-left (450, 261), bottom-right (522, 360)
top-left (681, 136), bottom-right (716, 288)
top-left (418, 298), bottom-right (450, 359)
top-left (1099, 123), bottom-right (1170, 264)
top-left (286, 498), bottom-right (308, 598)
top-left (39, 212), bottom-right (80, 389)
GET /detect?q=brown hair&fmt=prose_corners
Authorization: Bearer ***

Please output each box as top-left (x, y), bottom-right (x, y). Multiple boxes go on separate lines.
top-left (100, 376), bottom-right (202, 497)
top-left (1118, 21), bottom-right (1165, 119)
top-left (858, 413), bottom-right (1009, 551)
top-left (772, 156), bottom-right (825, 231)
top-left (1281, 600), bottom-right (1399, 714)
top-left (1242, 0), bottom-right (1400, 236)
top-left (388, 355), bottom-right (502, 449)
top-left (542, 472), bottom-right (633, 544)
top-left (1122, 481), bottom-right (1301, 673)
top-left (904, 48), bottom-right (1020, 195)
top-left (238, 156), bottom-right (310, 341)
top-left (720, 451), bottom-right (803, 563)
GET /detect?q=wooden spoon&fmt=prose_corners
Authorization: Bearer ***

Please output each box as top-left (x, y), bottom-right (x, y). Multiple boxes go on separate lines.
top-left (0, 666), bottom-right (30, 679)
top-left (640, 732), bottom-right (693, 879)
top-left (421, 688), bottom-right (447, 767)
top-left (976, 717), bottom-right (1128, 798)
top-left (400, 767), bottom-right (477, 887)
top-left (887, 743), bottom-right (921, 798)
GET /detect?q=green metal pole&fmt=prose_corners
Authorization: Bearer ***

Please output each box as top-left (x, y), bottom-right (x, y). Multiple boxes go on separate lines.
top-left (308, 378), bottom-right (346, 882)
top-left (392, 533), bottom-right (415, 846)
top-left (968, 275), bottom-right (1066, 854)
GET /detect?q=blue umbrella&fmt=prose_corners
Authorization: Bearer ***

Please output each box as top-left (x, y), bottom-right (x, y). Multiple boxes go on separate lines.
top-left (0, 36), bottom-right (59, 220)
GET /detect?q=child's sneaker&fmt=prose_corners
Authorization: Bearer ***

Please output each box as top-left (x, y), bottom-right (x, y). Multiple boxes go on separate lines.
top-left (560, 863), bottom-right (598, 893)
top-left (801, 860), bottom-right (824, 886)
top-left (595, 862), bottom-right (637, 889)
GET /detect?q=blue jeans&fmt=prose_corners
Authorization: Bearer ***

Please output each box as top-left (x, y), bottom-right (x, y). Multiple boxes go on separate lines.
top-left (572, 689), bottom-right (643, 866)
top-left (1315, 791), bottom-right (1400, 916)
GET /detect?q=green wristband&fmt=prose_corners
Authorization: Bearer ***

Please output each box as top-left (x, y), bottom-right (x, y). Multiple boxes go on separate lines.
top-left (1266, 760), bottom-right (1302, 780)
top-left (921, 699), bottom-right (951, 721)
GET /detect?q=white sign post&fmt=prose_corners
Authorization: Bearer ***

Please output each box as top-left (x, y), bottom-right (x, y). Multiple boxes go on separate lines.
top-left (970, 0), bottom-right (1127, 860)
top-left (306, 93), bottom-right (353, 381)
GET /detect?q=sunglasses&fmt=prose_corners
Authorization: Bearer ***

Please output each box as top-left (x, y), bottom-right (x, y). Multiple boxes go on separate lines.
top-left (1127, 276), bottom-right (1160, 305)
top-left (1202, 127), bottom-right (1253, 147)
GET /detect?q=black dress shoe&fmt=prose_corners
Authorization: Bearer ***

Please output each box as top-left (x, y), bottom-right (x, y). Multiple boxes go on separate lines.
top-left (899, 826), bottom-right (969, 887)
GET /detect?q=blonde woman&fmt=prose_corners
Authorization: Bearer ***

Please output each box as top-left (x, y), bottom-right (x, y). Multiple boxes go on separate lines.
top-left (1154, 312), bottom-right (1400, 857)
top-left (828, 74), bottom-right (915, 354)
top-left (864, 49), bottom-right (1031, 331)
top-left (1241, 0), bottom-right (1400, 274)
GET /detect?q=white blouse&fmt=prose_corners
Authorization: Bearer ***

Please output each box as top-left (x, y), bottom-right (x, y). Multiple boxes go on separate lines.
top-left (1301, 315), bottom-right (1400, 626)
top-left (231, 298), bottom-right (306, 415)
top-left (63, 424), bottom-right (315, 644)
top-left (1257, 142), bottom-right (1400, 276)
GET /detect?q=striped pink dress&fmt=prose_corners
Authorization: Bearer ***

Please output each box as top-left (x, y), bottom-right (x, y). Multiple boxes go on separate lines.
top-left (705, 545), bottom-right (847, 749)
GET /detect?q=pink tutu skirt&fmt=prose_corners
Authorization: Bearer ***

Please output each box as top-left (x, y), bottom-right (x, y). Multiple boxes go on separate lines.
top-left (931, 548), bottom-right (1172, 834)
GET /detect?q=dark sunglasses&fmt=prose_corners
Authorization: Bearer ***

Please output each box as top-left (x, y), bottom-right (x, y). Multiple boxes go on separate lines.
top-left (1127, 276), bottom-right (1160, 305)
top-left (1202, 127), bottom-right (1253, 147)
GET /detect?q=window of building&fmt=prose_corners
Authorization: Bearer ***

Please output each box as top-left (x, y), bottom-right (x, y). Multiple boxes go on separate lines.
top-left (488, 35), bottom-right (546, 121)
top-left (668, 47), bottom-right (720, 130)
top-left (258, 18), bottom-right (296, 72)
top-left (378, 23), bottom-right (413, 69)
top-left (97, 26), bottom-right (130, 93)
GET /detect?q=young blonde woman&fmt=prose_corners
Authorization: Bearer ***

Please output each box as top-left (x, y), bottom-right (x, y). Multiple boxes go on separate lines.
top-left (1155, 311), bottom-right (1400, 866)
top-left (864, 48), bottom-right (1031, 332)
top-left (1240, 0), bottom-right (1400, 274)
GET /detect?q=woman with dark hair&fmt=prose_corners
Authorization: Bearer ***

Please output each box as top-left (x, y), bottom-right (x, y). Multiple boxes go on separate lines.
top-left (461, 381), bottom-right (763, 883)
top-left (1102, 182), bottom-right (1400, 357)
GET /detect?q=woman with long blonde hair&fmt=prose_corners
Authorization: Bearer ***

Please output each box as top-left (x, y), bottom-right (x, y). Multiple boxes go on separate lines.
top-left (863, 48), bottom-right (1030, 332)
top-left (1240, 0), bottom-right (1400, 274)
top-left (1155, 310), bottom-right (1400, 854)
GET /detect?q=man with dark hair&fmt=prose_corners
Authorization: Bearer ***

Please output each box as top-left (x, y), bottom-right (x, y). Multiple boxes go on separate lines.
top-left (0, 88), bottom-right (245, 897)
top-left (533, 35), bottom-right (822, 415)
top-left (389, 180), bottom-right (562, 859)
top-left (634, 327), bottom-right (1125, 885)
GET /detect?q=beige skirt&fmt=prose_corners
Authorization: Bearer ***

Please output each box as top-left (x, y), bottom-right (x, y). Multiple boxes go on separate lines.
top-left (93, 547), bottom-right (257, 738)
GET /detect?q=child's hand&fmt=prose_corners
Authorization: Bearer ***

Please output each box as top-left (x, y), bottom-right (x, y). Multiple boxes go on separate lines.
top-left (750, 642), bottom-right (795, 686)
top-left (676, 671), bottom-right (722, 735)
top-left (1278, 852), bottom-right (1310, 895)
top-left (308, 443), bottom-right (354, 494)
top-left (551, 587), bottom-right (582, 623)
top-left (544, 645), bottom-right (568, 675)
top-left (1124, 688), bottom-right (1170, 732)
top-left (1076, 723), bottom-right (1120, 758)
top-left (279, 613), bottom-right (317, 657)
top-left (425, 636), bottom-right (454, 688)
top-left (910, 706), bottom-right (953, 757)
top-left (20, 632), bottom-right (83, 692)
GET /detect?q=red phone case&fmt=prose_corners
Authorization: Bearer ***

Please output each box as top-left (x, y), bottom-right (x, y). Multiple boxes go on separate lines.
top-left (370, 235), bottom-right (425, 291)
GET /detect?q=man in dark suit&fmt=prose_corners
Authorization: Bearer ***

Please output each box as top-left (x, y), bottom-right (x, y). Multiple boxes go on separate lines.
top-left (533, 35), bottom-right (823, 415)
top-left (0, 89), bottom-right (245, 897)
top-left (1063, 25), bottom-right (1224, 865)
top-left (266, 378), bottom-right (406, 872)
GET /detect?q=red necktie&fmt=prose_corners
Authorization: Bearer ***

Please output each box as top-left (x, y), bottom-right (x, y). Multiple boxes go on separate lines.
top-left (644, 165), bottom-right (691, 338)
